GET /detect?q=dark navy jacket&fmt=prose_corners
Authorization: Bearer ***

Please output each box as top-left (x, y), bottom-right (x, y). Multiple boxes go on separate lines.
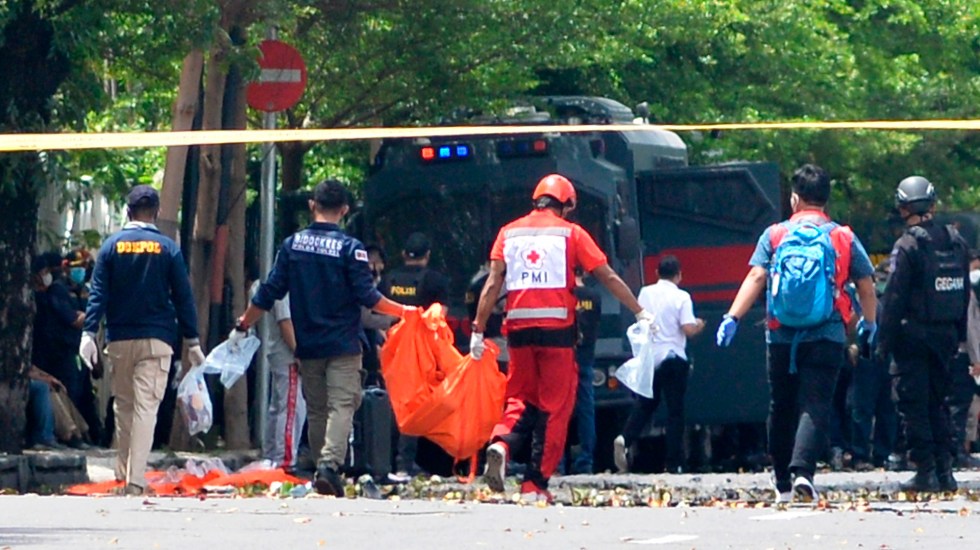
top-left (252, 222), bottom-right (382, 360)
top-left (84, 223), bottom-right (199, 347)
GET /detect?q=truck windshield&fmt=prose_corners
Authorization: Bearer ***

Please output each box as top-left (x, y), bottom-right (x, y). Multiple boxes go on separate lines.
top-left (366, 188), bottom-right (607, 306)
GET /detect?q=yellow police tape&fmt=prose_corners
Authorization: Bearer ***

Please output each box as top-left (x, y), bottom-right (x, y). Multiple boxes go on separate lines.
top-left (2, 119), bottom-right (980, 152)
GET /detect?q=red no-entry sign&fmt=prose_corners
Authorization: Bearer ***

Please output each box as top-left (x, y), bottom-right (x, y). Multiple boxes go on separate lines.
top-left (246, 40), bottom-right (307, 113)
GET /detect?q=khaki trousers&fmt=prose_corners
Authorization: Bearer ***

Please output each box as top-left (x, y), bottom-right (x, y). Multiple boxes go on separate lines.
top-left (106, 338), bottom-right (172, 488)
top-left (299, 354), bottom-right (362, 469)
top-left (50, 389), bottom-right (89, 442)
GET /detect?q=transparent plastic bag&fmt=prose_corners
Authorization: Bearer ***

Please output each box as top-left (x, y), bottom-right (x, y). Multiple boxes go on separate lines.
top-left (177, 365), bottom-right (213, 435)
top-left (614, 322), bottom-right (656, 398)
top-left (202, 335), bottom-right (261, 388)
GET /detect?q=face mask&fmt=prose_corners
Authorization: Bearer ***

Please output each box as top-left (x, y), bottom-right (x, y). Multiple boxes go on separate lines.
top-left (70, 267), bottom-right (86, 285)
top-left (41, 273), bottom-right (53, 287)
top-left (970, 269), bottom-right (980, 286)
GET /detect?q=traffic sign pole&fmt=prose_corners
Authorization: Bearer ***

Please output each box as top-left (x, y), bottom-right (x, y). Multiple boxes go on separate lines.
top-left (255, 31), bottom-right (283, 452)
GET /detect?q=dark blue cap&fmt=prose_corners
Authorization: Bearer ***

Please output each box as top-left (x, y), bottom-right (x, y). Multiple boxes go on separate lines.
top-left (127, 185), bottom-right (160, 209)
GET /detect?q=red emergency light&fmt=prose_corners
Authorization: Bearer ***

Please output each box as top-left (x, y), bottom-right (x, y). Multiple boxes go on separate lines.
top-left (533, 139), bottom-right (548, 153)
top-left (419, 143), bottom-right (471, 163)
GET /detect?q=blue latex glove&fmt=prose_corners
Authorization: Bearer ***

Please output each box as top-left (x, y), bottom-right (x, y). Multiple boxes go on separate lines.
top-left (857, 318), bottom-right (877, 360)
top-left (716, 315), bottom-right (739, 347)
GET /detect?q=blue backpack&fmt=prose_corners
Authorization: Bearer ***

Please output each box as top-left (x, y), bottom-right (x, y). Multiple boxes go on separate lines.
top-left (768, 221), bottom-right (838, 328)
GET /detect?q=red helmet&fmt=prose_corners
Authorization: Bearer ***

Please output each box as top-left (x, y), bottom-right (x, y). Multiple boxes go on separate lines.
top-left (532, 174), bottom-right (576, 207)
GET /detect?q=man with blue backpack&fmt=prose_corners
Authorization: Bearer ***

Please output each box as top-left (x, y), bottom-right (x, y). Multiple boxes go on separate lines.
top-left (716, 164), bottom-right (877, 504)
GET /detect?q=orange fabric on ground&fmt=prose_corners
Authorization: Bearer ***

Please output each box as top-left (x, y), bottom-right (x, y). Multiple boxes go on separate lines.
top-left (65, 467), bottom-right (302, 496)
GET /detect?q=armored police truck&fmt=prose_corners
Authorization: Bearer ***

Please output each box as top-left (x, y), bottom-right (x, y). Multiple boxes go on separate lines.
top-left (358, 97), bottom-right (780, 472)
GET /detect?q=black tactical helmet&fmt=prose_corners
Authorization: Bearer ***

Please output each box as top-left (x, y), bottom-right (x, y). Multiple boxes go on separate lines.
top-left (895, 175), bottom-right (936, 215)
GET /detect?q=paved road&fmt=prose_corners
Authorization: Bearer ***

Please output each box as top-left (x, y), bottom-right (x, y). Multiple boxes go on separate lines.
top-left (1, 492), bottom-right (978, 550)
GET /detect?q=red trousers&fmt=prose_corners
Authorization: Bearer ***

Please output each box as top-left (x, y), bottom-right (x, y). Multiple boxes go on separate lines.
top-left (490, 345), bottom-right (577, 487)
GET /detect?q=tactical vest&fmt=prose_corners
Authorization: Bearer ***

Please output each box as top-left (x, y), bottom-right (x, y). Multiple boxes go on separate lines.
top-left (909, 224), bottom-right (968, 324)
top-left (386, 267), bottom-right (429, 307)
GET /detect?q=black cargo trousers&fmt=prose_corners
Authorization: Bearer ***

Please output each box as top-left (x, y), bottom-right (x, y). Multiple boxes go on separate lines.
top-left (891, 332), bottom-right (957, 472)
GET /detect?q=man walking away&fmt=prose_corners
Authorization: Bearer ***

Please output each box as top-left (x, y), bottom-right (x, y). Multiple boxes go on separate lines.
top-left (716, 164), bottom-right (877, 503)
top-left (80, 185), bottom-right (206, 495)
top-left (879, 176), bottom-right (970, 492)
top-left (615, 255), bottom-right (704, 474)
top-left (471, 173), bottom-right (655, 503)
top-left (230, 179), bottom-right (415, 497)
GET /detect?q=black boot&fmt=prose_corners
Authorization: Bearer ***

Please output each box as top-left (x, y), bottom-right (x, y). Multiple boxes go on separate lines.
top-left (936, 455), bottom-right (958, 492)
top-left (900, 469), bottom-right (940, 492)
top-left (314, 464), bottom-right (346, 497)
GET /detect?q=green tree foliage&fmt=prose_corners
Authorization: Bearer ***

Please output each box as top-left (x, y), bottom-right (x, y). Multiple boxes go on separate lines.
top-left (533, 0), bottom-right (980, 249)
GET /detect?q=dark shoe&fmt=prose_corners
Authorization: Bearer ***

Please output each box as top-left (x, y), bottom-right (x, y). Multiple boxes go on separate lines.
top-left (937, 456), bottom-right (958, 492)
top-left (954, 453), bottom-right (980, 470)
top-left (32, 441), bottom-right (67, 451)
top-left (114, 483), bottom-right (145, 496)
top-left (314, 465), bottom-right (346, 497)
top-left (851, 459), bottom-right (875, 472)
top-left (899, 470), bottom-right (940, 492)
top-left (67, 437), bottom-right (93, 450)
top-left (829, 447), bottom-right (845, 471)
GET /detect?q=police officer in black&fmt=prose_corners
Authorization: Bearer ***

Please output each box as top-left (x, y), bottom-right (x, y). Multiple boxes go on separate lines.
top-left (879, 176), bottom-right (971, 492)
top-left (382, 232), bottom-right (449, 479)
top-left (383, 232), bottom-right (449, 310)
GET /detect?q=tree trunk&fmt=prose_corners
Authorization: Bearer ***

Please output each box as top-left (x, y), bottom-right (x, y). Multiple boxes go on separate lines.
top-left (170, 40), bottom-right (229, 452)
top-left (222, 49), bottom-right (250, 451)
top-left (0, 7), bottom-right (71, 455)
top-left (0, 169), bottom-right (39, 454)
top-left (280, 141), bottom-right (309, 192)
top-left (159, 50), bottom-right (205, 241)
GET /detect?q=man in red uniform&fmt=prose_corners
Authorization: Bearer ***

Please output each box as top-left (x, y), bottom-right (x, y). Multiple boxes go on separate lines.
top-left (471, 174), bottom-right (654, 502)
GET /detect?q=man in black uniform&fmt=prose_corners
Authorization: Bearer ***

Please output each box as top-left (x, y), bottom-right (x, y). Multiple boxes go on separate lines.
top-left (384, 232), bottom-right (449, 310)
top-left (879, 175), bottom-right (970, 492)
top-left (568, 271), bottom-right (601, 474)
top-left (382, 232), bottom-right (450, 479)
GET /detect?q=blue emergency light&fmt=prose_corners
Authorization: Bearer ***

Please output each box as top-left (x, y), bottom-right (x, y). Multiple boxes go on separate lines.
top-left (419, 143), bottom-right (473, 163)
top-left (496, 138), bottom-right (549, 159)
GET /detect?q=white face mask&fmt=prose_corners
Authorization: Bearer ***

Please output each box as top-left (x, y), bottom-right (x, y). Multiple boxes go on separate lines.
top-left (970, 269), bottom-right (980, 286)
top-left (41, 273), bottom-right (53, 287)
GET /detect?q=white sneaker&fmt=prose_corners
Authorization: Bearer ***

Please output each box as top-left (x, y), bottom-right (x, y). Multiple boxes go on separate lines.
top-left (613, 435), bottom-right (629, 473)
top-left (484, 443), bottom-right (507, 493)
top-left (770, 476), bottom-right (792, 504)
top-left (792, 476), bottom-right (818, 503)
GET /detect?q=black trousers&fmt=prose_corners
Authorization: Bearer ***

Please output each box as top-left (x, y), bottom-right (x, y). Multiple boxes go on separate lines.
top-left (893, 344), bottom-right (953, 470)
top-left (621, 356), bottom-right (690, 471)
top-left (768, 340), bottom-right (842, 487)
top-left (947, 352), bottom-right (978, 457)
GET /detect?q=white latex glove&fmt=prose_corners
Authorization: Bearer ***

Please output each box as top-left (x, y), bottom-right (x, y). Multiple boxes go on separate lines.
top-left (188, 344), bottom-right (206, 368)
top-left (79, 332), bottom-right (98, 370)
top-left (470, 332), bottom-right (486, 360)
top-left (227, 327), bottom-right (246, 350)
top-left (635, 310), bottom-right (655, 325)
top-left (634, 310), bottom-right (659, 336)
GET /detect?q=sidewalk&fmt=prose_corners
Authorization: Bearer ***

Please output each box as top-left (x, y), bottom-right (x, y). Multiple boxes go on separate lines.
top-left (80, 447), bottom-right (980, 504)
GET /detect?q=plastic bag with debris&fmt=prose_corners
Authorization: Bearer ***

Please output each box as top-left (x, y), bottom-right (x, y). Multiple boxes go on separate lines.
top-left (202, 335), bottom-right (261, 388)
top-left (177, 365), bottom-right (213, 435)
top-left (614, 321), bottom-right (656, 398)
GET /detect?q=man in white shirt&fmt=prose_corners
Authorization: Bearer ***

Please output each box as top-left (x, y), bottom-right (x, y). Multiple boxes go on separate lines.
top-left (251, 281), bottom-right (306, 471)
top-left (614, 256), bottom-right (704, 473)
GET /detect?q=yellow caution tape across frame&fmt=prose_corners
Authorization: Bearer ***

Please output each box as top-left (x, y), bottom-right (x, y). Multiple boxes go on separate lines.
top-left (2, 119), bottom-right (980, 152)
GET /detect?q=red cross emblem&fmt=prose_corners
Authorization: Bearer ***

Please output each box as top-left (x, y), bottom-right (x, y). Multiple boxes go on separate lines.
top-left (523, 248), bottom-right (543, 268)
